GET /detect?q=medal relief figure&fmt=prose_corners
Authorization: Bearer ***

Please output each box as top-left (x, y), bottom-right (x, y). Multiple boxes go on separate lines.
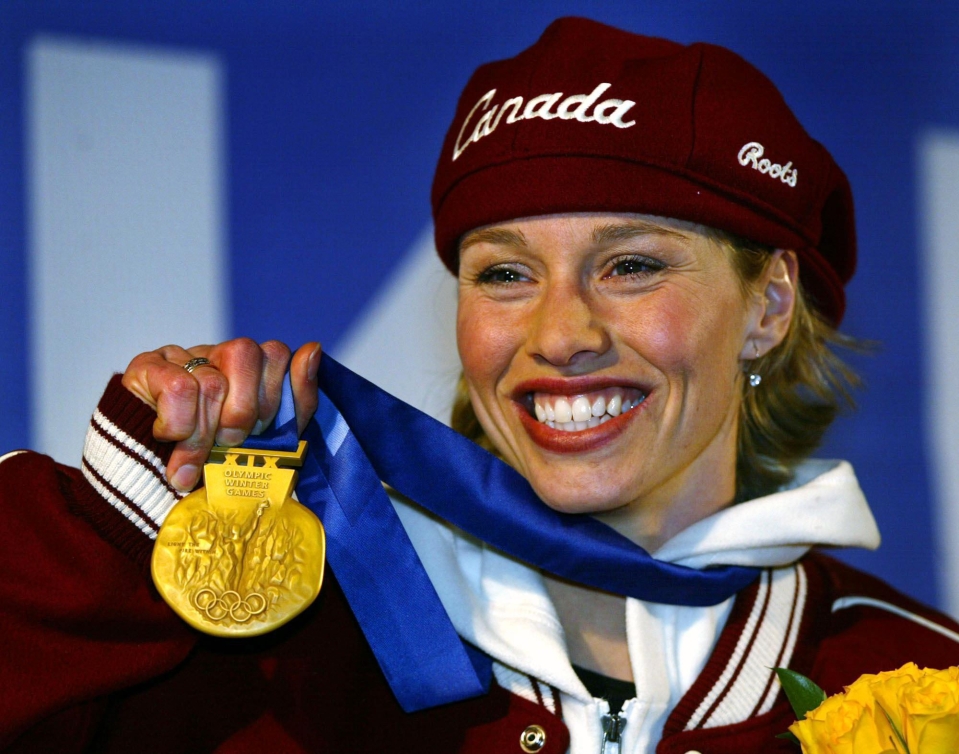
top-left (170, 505), bottom-right (277, 626)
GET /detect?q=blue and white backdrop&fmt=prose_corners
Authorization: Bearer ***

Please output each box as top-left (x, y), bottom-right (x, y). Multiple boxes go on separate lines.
top-left (2, 2), bottom-right (958, 615)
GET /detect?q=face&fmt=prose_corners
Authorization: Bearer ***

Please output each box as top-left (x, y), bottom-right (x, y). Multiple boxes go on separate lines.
top-left (456, 213), bottom-right (762, 548)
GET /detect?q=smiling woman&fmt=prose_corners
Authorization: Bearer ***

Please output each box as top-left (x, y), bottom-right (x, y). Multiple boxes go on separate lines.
top-left (455, 214), bottom-right (777, 547)
top-left (453, 216), bottom-right (858, 514)
top-left (3, 15), bottom-right (959, 754)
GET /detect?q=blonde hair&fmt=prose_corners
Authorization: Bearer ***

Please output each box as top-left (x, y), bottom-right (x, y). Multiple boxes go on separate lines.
top-left (450, 231), bottom-right (862, 502)
top-left (719, 231), bottom-right (861, 500)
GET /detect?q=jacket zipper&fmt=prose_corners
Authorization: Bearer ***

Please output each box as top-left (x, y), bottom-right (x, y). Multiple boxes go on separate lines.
top-left (600, 709), bottom-right (626, 754)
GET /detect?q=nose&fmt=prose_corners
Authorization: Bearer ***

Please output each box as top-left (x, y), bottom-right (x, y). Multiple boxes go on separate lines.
top-left (526, 280), bottom-right (610, 368)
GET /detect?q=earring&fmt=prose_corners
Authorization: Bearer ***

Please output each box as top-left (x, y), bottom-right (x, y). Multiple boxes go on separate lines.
top-left (748, 342), bottom-right (762, 387)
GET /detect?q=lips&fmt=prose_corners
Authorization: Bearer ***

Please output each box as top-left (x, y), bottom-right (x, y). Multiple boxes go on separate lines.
top-left (512, 378), bottom-right (649, 453)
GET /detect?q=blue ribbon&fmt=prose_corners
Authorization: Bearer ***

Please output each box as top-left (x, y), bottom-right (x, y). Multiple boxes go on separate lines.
top-left (247, 356), bottom-right (759, 712)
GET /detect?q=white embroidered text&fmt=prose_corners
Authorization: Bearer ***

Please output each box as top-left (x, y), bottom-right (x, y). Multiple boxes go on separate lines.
top-left (453, 83), bottom-right (637, 161)
top-left (737, 142), bottom-right (798, 187)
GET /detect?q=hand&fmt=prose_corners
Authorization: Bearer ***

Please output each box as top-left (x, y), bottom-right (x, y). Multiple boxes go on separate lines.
top-left (121, 339), bottom-right (321, 493)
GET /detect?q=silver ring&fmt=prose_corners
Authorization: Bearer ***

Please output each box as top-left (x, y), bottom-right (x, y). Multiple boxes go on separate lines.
top-left (183, 357), bottom-right (213, 373)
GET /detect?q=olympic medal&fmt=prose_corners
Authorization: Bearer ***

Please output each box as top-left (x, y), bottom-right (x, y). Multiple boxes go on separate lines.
top-left (152, 442), bottom-right (325, 637)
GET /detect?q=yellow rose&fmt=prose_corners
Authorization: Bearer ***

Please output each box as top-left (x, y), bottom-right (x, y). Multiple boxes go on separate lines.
top-left (853, 663), bottom-right (924, 742)
top-left (897, 668), bottom-right (959, 752)
top-left (789, 665), bottom-right (959, 754)
top-left (789, 689), bottom-right (897, 753)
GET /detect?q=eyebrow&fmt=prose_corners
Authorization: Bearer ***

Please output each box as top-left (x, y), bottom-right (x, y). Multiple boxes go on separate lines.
top-left (459, 227), bottom-right (528, 253)
top-left (592, 220), bottom-right (690, 245)
top-left (458, 218), bottom-right (690, 254)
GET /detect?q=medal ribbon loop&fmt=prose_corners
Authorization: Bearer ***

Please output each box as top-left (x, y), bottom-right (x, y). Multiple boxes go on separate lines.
top-left (246, 356), bottom-right (759, 712)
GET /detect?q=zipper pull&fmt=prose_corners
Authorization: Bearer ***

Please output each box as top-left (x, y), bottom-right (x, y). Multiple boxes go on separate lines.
top-left (600, 711), bottom-right (626, 754)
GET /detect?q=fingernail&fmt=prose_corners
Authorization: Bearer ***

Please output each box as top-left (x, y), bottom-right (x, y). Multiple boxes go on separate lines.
top-left (306, 343), bottom-right (322, 382)
top-left (215, 428), bottom-right (246, 447)
top-left (171, 464), bottom-right (200, 493)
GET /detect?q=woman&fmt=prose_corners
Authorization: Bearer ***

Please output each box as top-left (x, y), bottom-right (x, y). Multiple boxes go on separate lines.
top-left (2, 17), bottom-right (958, 754)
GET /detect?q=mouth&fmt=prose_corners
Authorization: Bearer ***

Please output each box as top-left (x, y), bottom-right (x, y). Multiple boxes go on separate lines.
top-left (528, 387), bottom-right (646, 431)
top-left (511, 379), bottom-right (649, 453)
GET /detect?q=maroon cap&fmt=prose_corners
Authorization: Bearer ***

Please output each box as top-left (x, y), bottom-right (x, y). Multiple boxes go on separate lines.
top-left (431, 17), bottom-right (855, 324)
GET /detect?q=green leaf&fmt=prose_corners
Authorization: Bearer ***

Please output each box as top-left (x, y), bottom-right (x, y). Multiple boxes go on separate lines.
top-left (775, 667), bottom-right (828, 720)
top-left (775, 731), bottom-right (801, 745)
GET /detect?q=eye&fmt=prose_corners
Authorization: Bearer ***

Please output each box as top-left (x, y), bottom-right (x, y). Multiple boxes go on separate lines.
top-left (475, 265), bottom-right (529, 285)
top-left (606, 255), bottom-right (666, 278)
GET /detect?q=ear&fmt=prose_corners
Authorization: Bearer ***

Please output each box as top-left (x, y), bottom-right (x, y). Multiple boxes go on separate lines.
top-left (739, 250), bottom-right (799, 360)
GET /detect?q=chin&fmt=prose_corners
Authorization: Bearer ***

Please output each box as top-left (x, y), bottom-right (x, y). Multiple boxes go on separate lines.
top-left (523, 470), bottom-right (636, 516)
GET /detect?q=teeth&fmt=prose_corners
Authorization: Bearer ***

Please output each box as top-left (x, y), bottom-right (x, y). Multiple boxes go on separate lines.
top-left (552, 417), bottom-right (606, 432)
top-left (571, 396), bottom-right (592, 422)
top-left (591, 395), bottom-right (606, 417)
top-left (531, 388), bottom-right (645, 431)
top-left (607, 394), bottom-right (622, 416)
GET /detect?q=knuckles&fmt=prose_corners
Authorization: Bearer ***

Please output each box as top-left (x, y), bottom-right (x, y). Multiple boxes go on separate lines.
top-left (164, 371), bottom-right (202, 399)
top-left (260, 339), bottom-right (292, 364)
top-left (190, 368), bottom-right (229, 403)
top-left (222, 336), bottom-right (262, 363)
top-left (124, 338), bottom-right (300, 439)
top-left (122, 350), bottom-right (165, 384)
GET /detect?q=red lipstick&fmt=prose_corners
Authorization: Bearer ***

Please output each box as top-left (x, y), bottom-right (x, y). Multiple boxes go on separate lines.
top-left (513, 391), bottom-right (648, 454)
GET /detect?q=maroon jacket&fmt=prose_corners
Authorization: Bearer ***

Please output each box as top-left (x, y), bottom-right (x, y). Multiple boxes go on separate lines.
top-left (2, 378), bottom-right (959, 753)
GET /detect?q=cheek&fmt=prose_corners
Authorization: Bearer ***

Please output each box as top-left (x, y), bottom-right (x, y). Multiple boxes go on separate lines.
top-left (456, 301), bottom-right (521, 392)
top-left (616, 292), bottom-right (744, 379)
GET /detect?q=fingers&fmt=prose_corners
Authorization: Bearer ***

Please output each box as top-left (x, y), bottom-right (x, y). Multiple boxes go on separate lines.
top-left (121, 344), bottom-right (227, 492)
top-left (207, 338), bottom-right (272, 446)
top-left (166, 357), bottom-right (229, 492)
top-left (120, 338), bottom-right (323, 494)
top-left (123, 345), bottom-right (221, 442)
top-left (250, 340), bottom-right (294, 436)
top-left (291, 342), bottom-right (322, 436)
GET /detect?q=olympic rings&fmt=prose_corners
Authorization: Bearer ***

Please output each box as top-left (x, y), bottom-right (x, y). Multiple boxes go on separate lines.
top-left (193, 588), bottom-right (268, 624)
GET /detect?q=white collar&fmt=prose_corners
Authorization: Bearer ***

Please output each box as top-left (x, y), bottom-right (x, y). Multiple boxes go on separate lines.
top-left (652, 459), bottom-right (880, 568)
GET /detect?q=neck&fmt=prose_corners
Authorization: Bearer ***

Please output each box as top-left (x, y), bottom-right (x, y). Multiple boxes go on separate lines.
top-left (544, 575), bottom-right (634, 682)
top-left (546, 438), bottom-right (739, 681)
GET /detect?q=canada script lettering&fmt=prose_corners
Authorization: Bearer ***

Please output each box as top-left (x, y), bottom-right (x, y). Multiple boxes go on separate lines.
top-left (453, 83), bottom-right (637, 161)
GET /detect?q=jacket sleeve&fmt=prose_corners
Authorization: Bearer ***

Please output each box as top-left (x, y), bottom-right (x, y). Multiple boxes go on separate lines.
top-left (0, 375), bottom-right (196, 748)
top-left (798, 552), bottom-right (959, 698)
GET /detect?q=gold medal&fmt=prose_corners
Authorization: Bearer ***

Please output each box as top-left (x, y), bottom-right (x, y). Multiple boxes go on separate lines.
top-left (152, 441), bottom-right (325, 637)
